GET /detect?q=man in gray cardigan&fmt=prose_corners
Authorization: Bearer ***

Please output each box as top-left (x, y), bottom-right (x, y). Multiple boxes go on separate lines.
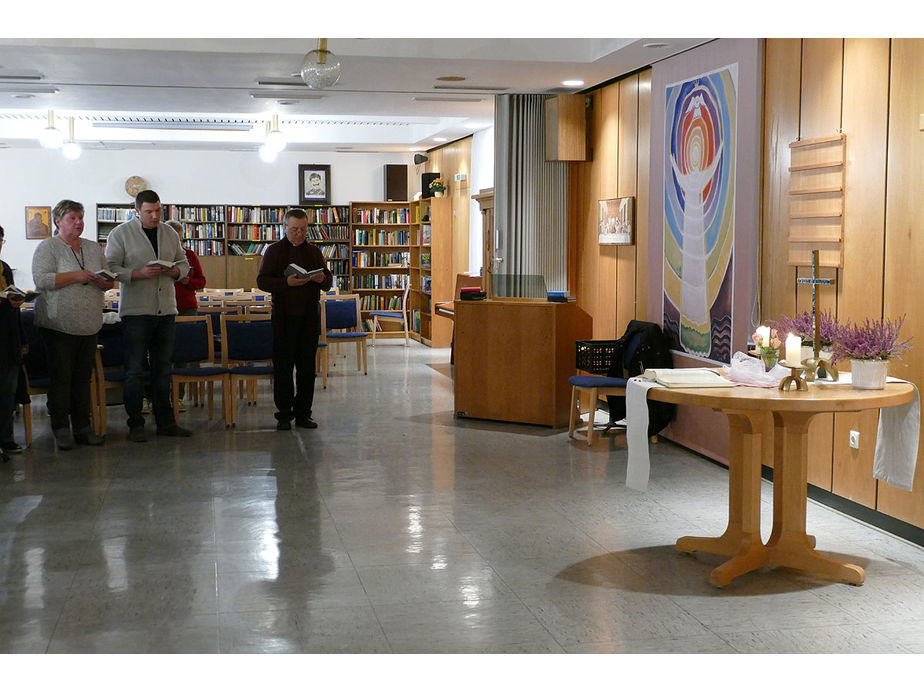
top-left (106, 190), bottom-right (192, 442)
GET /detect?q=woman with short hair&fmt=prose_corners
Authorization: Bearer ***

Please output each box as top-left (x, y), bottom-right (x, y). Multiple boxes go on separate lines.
top-left (32, 200), bottom-right (114, 450)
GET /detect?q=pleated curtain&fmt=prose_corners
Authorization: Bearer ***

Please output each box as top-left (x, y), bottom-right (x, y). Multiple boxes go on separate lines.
top-left (494, 94), bottom-right (569, 295)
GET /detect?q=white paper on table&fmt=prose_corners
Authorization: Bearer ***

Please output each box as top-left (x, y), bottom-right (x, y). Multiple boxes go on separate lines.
top-left (625, 378), bottom-right (662, 492)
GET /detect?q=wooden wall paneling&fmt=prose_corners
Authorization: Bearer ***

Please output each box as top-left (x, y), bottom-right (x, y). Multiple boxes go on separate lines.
top-left (878, 38), bottom-right (924, 526)
top-left (761, 39), bottom-right (802, 327)
top-left (831, 38), bottom-right (891, 507)
top-left (595, 82), bottom-right (620, 339)
top-left (635, 70), bottom-right (652, 321)
top-left (616, 75), bottom-right (639, 335)
top-left (796, 38), bottom-right (845, 491)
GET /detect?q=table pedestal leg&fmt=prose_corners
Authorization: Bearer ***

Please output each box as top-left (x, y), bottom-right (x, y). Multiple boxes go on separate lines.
top-left (676, 411), bottom-right (771, 587)
top-left (765, 411), bottom-right (865, 585)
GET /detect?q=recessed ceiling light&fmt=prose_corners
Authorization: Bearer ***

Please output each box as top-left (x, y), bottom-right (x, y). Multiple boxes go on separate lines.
top-left (433, 137), bottom-right (447, 142)
top-left (12, 93), bottom-right (35, 99)
top-left (643, 42), bottom-right (670, 49)
top-left (436, 76), bottom-right (466, 82)
top-left (562, 79), bottom-right (584, 87)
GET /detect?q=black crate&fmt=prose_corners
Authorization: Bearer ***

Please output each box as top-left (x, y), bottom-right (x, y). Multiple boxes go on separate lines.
top-left (575, 340), bottom-right (620, 375)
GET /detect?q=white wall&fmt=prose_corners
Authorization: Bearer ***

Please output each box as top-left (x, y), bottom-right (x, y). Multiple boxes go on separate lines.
top-left (0, 147), bottom-right (416, 284)
top-left (468, 127), bottom-right (494, 274)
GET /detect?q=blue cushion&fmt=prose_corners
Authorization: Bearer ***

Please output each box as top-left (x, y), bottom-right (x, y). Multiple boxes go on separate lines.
top-left (229, 364), bottom-right (274, 376)
top-left (326, 332), bottom-right (368, 339)
top-left (569, 375), bottom-right (628, 388)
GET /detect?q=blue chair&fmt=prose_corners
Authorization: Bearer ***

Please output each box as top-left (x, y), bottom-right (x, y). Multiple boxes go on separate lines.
top-left (320, 293), bottom-right (369, 375)
top-left (369, 285), bottom-right (409, 347)
top-left (568, 331), bottom-right (645, 447)
top-left (220, 313), bottom-right (274, 427)
top-left (170, 316), bottom-right (230, 424)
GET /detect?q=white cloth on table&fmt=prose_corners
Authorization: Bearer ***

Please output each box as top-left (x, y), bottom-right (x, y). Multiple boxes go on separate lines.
top-left (626, 377), bottom-right (662, 492)
top-left (874, 378), bottom-right (919, 492)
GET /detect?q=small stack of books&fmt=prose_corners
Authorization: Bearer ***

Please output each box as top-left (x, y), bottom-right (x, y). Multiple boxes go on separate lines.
top-left (546, 291), bottom-right (575, 303)
top-left (459, 286), bottom-right (486, 301)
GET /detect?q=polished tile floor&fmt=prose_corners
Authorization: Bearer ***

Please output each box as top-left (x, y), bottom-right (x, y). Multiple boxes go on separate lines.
top-left (1, 341), bottom-right (923, 654)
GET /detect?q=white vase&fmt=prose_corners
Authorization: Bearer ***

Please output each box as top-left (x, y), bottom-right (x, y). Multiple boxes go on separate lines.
top-left (850, 358), bottom-right (888, 390)
top-left (434, 191), bottom-right (444, 197)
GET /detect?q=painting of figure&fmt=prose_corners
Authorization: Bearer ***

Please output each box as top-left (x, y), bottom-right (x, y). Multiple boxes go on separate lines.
top-left (663, 64), bottom-right (737, 362)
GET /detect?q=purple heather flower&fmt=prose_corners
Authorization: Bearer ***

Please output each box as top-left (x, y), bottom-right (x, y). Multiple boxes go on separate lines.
top-left (771, 310), bottom-right (838, 346)
top-left (831, 316), bottom-right (911, 362)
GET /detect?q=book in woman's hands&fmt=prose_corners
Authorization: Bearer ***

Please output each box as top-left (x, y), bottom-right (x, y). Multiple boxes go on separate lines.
top-left (284, 263), bottom-right (324, 279)
top-left (96, 269), bottom-right (117, 281)
top-left (0, 285), bottom-right (39, 301)
top-left (642, 368), bottom-right (736, 388)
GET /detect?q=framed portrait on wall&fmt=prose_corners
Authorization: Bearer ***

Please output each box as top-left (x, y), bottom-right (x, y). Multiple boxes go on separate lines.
top-left (598, 197), bottom-right (634, 245)
top-left (25, 206), bottom-right (52, 240)
top-left (298, 164), bottom-right (331, 205)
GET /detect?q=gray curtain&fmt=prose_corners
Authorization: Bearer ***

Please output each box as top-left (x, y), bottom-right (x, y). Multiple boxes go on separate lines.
top-left (494, 94), bottom-right (569, 296)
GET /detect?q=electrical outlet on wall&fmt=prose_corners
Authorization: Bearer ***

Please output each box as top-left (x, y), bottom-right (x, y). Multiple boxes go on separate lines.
top-left (849, 430), bottom-right (860, 449)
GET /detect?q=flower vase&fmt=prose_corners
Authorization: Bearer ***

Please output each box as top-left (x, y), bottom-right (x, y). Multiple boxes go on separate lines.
top-left (434, 191), bottom-right (444, 197)
top-left (761, 349), bottom-right (778, 370)
top-left (850, 359), bottom-right (888, 390)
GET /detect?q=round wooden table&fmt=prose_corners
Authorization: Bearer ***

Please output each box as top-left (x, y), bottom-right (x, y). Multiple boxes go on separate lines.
top-left (647, 381), bottom-right (914, 587)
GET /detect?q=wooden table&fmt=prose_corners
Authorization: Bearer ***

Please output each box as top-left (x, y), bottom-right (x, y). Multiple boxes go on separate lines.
top-left (646, 381), bottom-right (914, 587)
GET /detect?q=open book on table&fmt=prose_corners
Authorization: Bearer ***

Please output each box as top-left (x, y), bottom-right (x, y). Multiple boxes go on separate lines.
top-left (642, 367), bottom-right (736, 388)
top-left (284, 263), bottom-right (325, 279)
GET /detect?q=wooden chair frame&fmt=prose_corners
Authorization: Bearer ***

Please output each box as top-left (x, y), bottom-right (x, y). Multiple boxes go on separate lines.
top-left (320, 293), bottom-right (368, 375)
top-left (171, 315), bottom-right (230, 425)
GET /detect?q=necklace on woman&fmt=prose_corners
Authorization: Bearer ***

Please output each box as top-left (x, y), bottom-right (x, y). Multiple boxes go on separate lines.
top-left (69, 245), bottom-right (85, 270)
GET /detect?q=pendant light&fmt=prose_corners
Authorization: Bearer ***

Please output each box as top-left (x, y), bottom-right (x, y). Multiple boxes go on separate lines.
top-left (264, 113), bottom-right (287, 153)
top-left (259, 122), bottom-right (278, 163)
top-left (300, 38), bottom-right (341, 90)
top-left (62, 117), bottom-right (81, 160)
top-left (39, 109), bottom-right (64, 149)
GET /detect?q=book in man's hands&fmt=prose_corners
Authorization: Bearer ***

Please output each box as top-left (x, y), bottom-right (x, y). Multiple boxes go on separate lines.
top-left (0, 285), bottom-right (39, 301)
top-left (284, 263), bottom-right (325, 280)
top-left (146, 259), bottom-right (177, 269)
top-left (642, 368), bottom-right (736, 388)
top-left (96, 269), bottom-right (117, 281)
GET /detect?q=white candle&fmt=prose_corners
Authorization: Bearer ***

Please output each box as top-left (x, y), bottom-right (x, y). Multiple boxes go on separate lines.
top-left (756, 325), bottom-right (770, 348)
top-left (785, 333), bottom-right (801, 365)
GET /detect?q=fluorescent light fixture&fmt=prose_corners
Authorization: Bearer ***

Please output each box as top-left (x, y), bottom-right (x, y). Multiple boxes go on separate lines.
top-left (413, 96), bottom-right (484, 103)
top-left (249, 90), bottom-right (324, 101)
top-left (92, 119), bottom-right (254, 131)
top-left (562, 79), bottom-right (584, 87)
top-left (0, 85), bottom-right (59, 94)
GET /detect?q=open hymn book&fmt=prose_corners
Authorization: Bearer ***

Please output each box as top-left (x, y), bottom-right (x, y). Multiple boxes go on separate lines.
top-left (642, 368), bottom-right (736, 388)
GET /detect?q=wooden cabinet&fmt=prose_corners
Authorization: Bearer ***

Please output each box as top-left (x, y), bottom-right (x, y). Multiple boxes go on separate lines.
top-left (409, 196), bottom-right (453, 347)
top-left (350, 201), bottom-right (411, 334)
top-left (453, 299), bottom-right (592, 426)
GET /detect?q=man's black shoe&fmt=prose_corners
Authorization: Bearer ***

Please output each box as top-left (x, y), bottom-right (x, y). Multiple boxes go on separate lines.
top-left (157, 423), bottom-right (193, 437)
top-left (295, 417), bottom-right (318, 429)
top-left (1, 440), bottom-right (23, 454)
top-left (276, 420), bottom-right (292, 431)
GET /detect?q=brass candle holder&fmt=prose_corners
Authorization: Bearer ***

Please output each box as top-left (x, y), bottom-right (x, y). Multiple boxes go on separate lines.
top-left (778, 360), bottom-right (807, 391)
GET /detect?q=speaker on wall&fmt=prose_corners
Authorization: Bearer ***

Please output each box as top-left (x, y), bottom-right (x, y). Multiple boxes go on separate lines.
top-left (384, 164), bottom-right (408, 201)
top-left (421, 172), bottom-right (440, 199)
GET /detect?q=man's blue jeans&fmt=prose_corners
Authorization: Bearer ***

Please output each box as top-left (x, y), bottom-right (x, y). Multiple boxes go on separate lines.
top-left (122, 315), bottom-right (176, 430)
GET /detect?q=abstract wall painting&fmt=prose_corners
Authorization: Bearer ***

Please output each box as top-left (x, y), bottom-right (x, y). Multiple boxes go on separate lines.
top-left (663, 63), bottom-right (737, 362)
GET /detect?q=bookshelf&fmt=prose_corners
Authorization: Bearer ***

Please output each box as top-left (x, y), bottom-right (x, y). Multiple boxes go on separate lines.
top-left (96, 203), bottom-right (137, 244)
top-left (167, 204), bottom-right (227, 286)
top-left (350, 201), bottom-right (411, 335)
top-left (409, 196), bottom-right (453, 347)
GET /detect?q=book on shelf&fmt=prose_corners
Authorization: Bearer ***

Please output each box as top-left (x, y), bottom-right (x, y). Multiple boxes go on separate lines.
top-left (0, 286), bottom-right (39, 301)
top-left (284, 263), bottom-right (325, 279)
top-left (95, 269), bottom-right (118, 281)
top-left (641, 368), bottom-right (735, 388)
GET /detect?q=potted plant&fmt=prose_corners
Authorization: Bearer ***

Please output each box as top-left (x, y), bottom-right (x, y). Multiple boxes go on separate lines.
top-left (772, 310), bottom-right (838, 360)
top-left (429, 178), bottom-right (446, 197)
top-left (832, 316), bottom-right (911, 389)
top-left (751, 327), bottom-right (782, 369)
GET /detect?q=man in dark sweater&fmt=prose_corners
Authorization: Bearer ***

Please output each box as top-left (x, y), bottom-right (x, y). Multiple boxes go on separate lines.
top-left (257, 208), bottom-right (333, 430)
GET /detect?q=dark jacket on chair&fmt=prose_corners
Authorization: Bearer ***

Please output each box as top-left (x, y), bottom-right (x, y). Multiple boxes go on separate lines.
top-left (606, 320), bottom-right (676, 437)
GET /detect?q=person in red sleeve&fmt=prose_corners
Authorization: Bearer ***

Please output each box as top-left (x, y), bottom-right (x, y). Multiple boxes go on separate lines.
top-left (166, 221), bottom-right (207, 315)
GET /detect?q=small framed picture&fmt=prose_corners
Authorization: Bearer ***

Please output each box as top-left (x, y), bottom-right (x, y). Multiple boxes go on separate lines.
top-left (25, 206), bottom-right (52, 240)
top-left (598, 197), bottom-right (634, 245)
top-left (298, 164), bottom-right (331, 205)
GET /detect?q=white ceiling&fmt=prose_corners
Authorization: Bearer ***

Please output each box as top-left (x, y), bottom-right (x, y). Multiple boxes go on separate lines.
top-left (0, 38), bottom-right (710, 153)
